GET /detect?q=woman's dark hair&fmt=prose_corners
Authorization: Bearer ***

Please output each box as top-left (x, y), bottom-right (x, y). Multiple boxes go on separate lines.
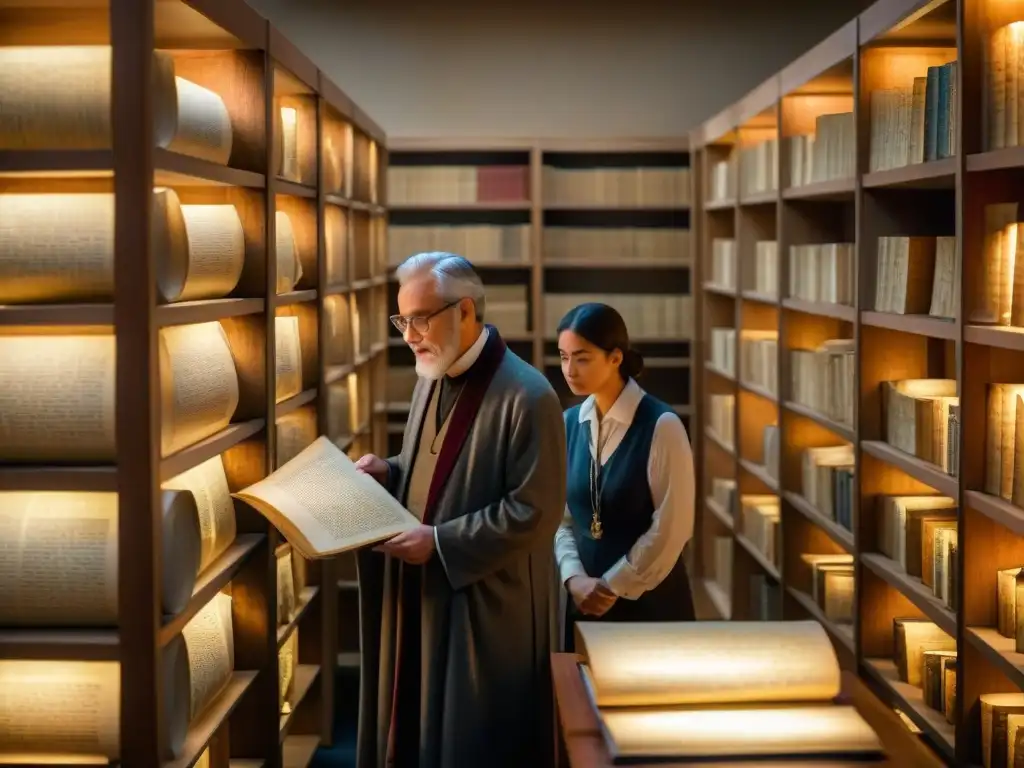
top-left (557, 302), bottom-right (644, 380)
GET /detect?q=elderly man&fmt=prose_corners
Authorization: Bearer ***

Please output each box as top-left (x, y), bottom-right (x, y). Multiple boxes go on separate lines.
top-left (354, 251), bottom-right (567, 768)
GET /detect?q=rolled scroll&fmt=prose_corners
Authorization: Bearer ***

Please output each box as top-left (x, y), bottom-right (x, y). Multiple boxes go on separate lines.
top-left (159, 322), bottom-right (241, 457)
top-left (275, 210), bottom-right (303, 294)
top-left (182, 592), bottom-right (235, 721)
top-left (163, 455), bottom-right (238, 574)
top-left (154, 188), bottom-right (245, 303)
top-left (0, 46), bottom-right (232, 164)
top-left (0, 489), bottom-right (202, 625)
top-left (277, 543), bottom-right (297, 625)
top-left (278, 105), bottom-right (300, 181)
top-left (0, 189), bottom-right (245, 305)
top-left (0, 335), bottom-right (117, 463)
top-left (276, 407), bottom-right (318, 468)
top-left (275, 315), bottom-right (303, 403)
top-left (324, 204), bottom-right (348, 286)
top-left (0, 635), bottom-right (190, 760)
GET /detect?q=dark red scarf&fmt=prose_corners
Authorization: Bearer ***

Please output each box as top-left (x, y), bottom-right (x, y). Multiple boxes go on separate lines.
top-left (421, 324), bottom-right (507, 524)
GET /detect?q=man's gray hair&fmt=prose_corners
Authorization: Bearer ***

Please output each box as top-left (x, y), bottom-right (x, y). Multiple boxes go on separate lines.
top-left (395, 251), bottom-right (486, 321)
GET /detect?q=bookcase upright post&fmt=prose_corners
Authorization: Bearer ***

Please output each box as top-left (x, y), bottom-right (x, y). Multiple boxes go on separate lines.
top-left (112, 0), bottom-right (162, 761)
top-left (0, 1), bottom-right (385, 764)
top-left (690, 0), bottom-right (1024, 762)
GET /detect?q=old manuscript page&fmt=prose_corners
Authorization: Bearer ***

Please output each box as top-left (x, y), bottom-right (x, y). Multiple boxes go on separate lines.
top-left (576, 620), bottom-right (842, 708)
top-left (234, 436), bottom-right (418, 558)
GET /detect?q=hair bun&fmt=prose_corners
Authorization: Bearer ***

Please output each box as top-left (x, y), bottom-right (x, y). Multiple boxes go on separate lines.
top-left (623, 348), bottom-right (644, 379)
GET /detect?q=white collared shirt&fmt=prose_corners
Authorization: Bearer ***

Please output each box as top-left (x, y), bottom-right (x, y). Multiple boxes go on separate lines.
top-left (446, 325), bottom-right (488, 377)
top-left (553, 378), bottom-right (695, 600)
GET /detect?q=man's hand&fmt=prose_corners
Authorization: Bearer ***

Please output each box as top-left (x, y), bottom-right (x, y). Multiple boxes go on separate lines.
top-left (566, 575), bottom-right (618, 617)
top-left (354, 454), bottom-right (389, 486)
top-left (374, 524), bottom-right (436, 565)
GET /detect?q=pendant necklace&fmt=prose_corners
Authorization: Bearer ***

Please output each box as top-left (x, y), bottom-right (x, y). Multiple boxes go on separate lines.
top-left (588, 423), bottom-right (606, 540)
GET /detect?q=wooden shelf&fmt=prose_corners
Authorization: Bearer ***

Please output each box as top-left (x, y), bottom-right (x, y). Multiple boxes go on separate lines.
top-left (862, 659), bottom-right (955, 762)
top-left (690, 1), bottom-right (994, 762)
top-left (782, 177), bottom-right (856, 200)
top-left (862, 553), bottom-right (956, 636)
top-left (784, 490), bottom-right (855, 552)
top-left (784, 400), bottom-right (855, 442)
top-left (165, 671), bottom-right (259, 768)
top-left (782, 298), bottom-right (857, 322)
top-left (861, 158), bottom-right (956, 189)
top-left (786, 586), bottom-right (855, 653)
top-left (0, 4), bottom-right (388, 764)
top-left (861, 440), bottom-right (958, 497)
top-left (861, 310), bottom-right (957, 340)
top-left (384, 141), bottom-right (693, 458)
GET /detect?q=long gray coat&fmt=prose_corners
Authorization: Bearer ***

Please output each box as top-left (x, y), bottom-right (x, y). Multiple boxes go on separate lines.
top-left (356, 333), bottom-right (567, 768)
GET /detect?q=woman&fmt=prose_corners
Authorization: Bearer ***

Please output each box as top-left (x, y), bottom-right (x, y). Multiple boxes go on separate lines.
top-left (554, 302), bottom-right (696, 651)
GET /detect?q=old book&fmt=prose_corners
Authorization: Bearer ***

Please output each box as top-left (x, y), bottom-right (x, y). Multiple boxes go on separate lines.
top-left (0, 188), bottom-right (245, 305)
top-left (877, 495), bottom-right (956, 571)
top-left (234, 435), bottom-right (419, 558)
top-left (931, 526), bottom-right (958, 606)
top-left (893, 619), bottom-right (955, 687)
top-left (987, 385), bottom-right (1024, 499)
top-left (983, 694), bottom-right (1024, 768)
top-left (574, 621), bottom-right (884, 762)
top-left (1012, 396), bottom-right (1024, 509)
top-left (1015, 571), bottom-right (1024, 654)
top-left (975, 203), bottom-right (1019, 324)
top-left (921, 518), bottom-right (958, 588)
top-left (0, 489), bottom-right (201, 625)
top-left (922, 650), bottom-right (956, 711)
top-left (928, 235), bottom-right (959, 320)
top-left (874, 236), bottom-right (937, 314)
top-left (883, 379), bottom-right (958, 468)
top-left (944, 659), bottom-right (958, 725)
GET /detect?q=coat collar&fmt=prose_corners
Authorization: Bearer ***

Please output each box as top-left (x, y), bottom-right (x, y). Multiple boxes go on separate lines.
top-left (578, 377), bottom-right (644, 427)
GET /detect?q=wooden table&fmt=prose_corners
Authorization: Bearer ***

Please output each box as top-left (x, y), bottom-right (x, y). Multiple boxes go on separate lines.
top-left (550, 653), bottom-right (947, 768)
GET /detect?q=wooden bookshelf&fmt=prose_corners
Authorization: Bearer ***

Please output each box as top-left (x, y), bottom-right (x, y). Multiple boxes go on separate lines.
top-left (692, 0), bottom-right (1024, 764)
top-left (0, 2), bottom-right (386, 766)
top-left (383, 138), bottom-right (692, 456)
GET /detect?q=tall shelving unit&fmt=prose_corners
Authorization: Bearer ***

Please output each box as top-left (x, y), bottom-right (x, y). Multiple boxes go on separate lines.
top-left (0, 2), bottom-right (387, 766)
top-left (383, 139), bottom-right (692, 456)
top-left (693, 0), bottom-right (1024, 764)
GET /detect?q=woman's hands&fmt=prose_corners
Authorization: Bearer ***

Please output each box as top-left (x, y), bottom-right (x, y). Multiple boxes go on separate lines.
top-left (567, 575), bottom-right (617, 617)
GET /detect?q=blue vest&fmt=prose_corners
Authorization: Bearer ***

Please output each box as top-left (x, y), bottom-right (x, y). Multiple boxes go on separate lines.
top-left (565, 393), bottom-right (672, 578)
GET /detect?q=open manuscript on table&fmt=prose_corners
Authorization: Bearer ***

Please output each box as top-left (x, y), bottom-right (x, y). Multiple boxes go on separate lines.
top-left (233, 436), bottom-right (419, 558)
top-left (574, 620), bottom-right (885, 763)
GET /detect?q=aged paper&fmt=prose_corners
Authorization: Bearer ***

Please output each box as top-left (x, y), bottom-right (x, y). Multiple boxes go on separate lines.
top-left (234, 436), bottom-right (418, 558)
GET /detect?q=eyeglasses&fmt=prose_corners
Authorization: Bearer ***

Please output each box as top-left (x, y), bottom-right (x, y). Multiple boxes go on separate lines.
top-left (390, 300), bottom-right (459, 335)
